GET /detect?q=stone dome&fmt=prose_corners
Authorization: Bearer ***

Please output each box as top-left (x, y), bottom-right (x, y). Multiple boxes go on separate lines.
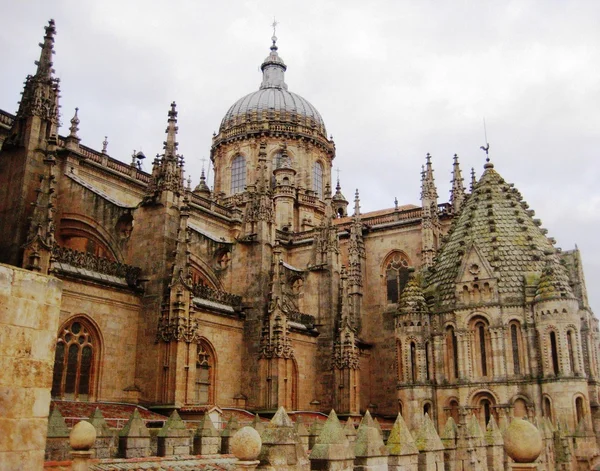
top-left (217, 36), bottom-right (328, 140)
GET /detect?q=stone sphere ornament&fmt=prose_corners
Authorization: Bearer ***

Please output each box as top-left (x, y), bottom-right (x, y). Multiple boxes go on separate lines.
top-left (503, 418), bottom-right (542, 463)
top-left (231, 426), bottom-right (262, 461)
top-left (69, 420), bottom-right (97, 450)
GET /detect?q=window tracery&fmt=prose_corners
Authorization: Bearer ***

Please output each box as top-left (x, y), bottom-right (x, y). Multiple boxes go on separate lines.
top-left (385, 252), bottom-right (410, 304)
top-left (195, 341), bottom-right (215, 405)
top-left (51, 318), bottom-right (99, 401)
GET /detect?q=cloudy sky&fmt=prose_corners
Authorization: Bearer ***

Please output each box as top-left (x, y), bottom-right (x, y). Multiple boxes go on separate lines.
top-left (2, 1), bottom-right (599, 310)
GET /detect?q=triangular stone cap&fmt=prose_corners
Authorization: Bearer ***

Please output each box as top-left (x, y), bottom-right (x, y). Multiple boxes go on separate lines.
top-left (414, 413), bottom-right (444, 452)
top-left (158, 410), bottom-right (187, 437)
top-left (195, 414), bottom-right (219, 437)
top-left (467, 414), bottom-right (484, 442)
top-left (386, 413), bottom-right (418, 456)
top-left (441, 417), bottom-right (457, 441)
top-left (47, 407), bottom-right (69, 437)
top-left (485, 416), bottom-right (503, 445)
top-left (88, 407), bottom-right (111, 437)
top-left (221, 415), bottom-right (240, 437)
top-left (270, 406), bottom-right (293, 428)
top-left (343, 417), bottom-right (357, 437)
top-left (294, 416), bottom-right (309, 435)
top-left (120, 408), bottom-right (150, 437)
top-left (354, 411), bottom-right (388, 458)
top-left (309, 410), bottom-right (354, 460)
top-left (252, 413), bottom-right (266, 433)
top-left (309, 419), bottom-right (324, 434)
top-left (261, 406), bottom-right (303, 447)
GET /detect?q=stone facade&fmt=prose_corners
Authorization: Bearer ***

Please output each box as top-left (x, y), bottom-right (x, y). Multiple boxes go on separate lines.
top-left (0, 264), bottom-right (62, 471)
top-left (1, 20), bottom-right (600, 469)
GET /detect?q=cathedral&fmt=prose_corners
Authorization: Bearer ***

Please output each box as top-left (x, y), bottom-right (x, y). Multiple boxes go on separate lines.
top-left (1, 18), bottom-right (599, 452)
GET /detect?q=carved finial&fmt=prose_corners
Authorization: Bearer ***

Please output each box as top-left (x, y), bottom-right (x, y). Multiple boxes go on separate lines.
top-left (164, 101), bottom-right (178, 160)
top-left (470, 167), bottom-right (476, 191)
top-left (102, 136), bottom-right (108, 154)
top-left (271, 17), bottom-right (279, 50)
top-left (68, 107), bottom-right (79, 139)
top-left (353, 189), bottom-right (360, 217)
top-left (394, 197), bottom-right (399, 210)
top-left (35, 19), bottom-right (57, 79)
top-left (450, 153), bottom-right (466, 213)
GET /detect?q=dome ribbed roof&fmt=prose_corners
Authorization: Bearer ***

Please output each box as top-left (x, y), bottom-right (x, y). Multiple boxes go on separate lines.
top-left (427, 160), bottom-right (573, 307)
top-left (217, 36), bottom-right (327, 139)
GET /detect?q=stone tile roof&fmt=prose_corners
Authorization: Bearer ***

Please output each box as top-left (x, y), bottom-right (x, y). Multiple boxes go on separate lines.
top-left (398, 273), bottom-right (428, 315)
top-left (427, 161), bottom-right (573, 308)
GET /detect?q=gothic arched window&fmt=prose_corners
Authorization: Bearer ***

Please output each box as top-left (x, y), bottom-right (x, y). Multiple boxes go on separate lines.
top-left (313, 161), bottom-right (323, 198)
top-left (231, 155), bottom-right (246, 194)
top-left (385, 252), bottom-right (410, 304)
top-left (51, 318), bottom-right (100, 401)
top-left (195, 341), bottom-right (215, 404)
top-left (470, 316), bottom-right (492, 378)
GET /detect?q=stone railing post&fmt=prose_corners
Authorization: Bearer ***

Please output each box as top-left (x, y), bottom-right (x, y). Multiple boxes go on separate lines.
top-left (353, 411), bottom-right (388, 470)
top-left (414, 413), bottom-right (445, 471)
top-left (46, 408), bottom-right (70, 462)
top-left (70, 420), bottom-right (97, 471)
top-left (386, 413), bottom-right (418, 470)
top-left (157, 410), bottom-right (190, 456)
top-left (309, 410), bottom-right (355, 470)
top-left (441, 417), bottom-right (458, 471)
top-left (194, 414), bottom-right (221, 455)
top-left (118, 409), bottom-right (151, 458)
top-left (485, 416), bottom-right (504, 471)
top-left (88, 407), bottom-right (115, 459)
top-left (222, 415), bottom-right (241, 454)
top-left (256, 406), bottom-right (309, 470)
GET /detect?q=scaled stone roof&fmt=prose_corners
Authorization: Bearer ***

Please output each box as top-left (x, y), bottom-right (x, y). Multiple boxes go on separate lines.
top-left (427, 160), bottom-right (573, 308)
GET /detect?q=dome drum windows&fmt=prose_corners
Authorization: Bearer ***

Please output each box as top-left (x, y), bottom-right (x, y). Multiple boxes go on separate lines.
top-left (312, 161), bottom-right (323, 199)
top-left (230, 155), bottom-right (247, 194)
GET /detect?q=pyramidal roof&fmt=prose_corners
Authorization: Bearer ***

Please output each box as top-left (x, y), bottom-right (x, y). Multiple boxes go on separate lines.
top-left (427, 159), bottom-right (573, 307)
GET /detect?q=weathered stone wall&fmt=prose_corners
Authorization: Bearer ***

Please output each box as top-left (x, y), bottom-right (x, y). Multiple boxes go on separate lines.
top-left (57, 279), bottom-right (141, 402)
top-left (0, 264), bottom-right (62, 471)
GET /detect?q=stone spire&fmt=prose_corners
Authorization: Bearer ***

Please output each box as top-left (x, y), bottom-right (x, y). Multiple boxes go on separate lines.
top-left (145, 102), bottom-right (185, 201)
top-left (450, 153), bottom-right (466, 213)
top-left (421, 153), bottom-right (439, 268)
top-left (260, 27), bottom-right (288, 90)
top-left (8, 19), bottom-right (61, 148)
top-left (347, 189), bottom-right (365, 327)
top-left (102, 136), bottom-right (108, 154)
top-left (68, 108), bottom-right (80, 139)
top-left (470, 167), bottom-right (476, 192)
top-left (65, 107), bottom-right (80, 151)
top-left (421, 153), bottom-right (438, 202)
